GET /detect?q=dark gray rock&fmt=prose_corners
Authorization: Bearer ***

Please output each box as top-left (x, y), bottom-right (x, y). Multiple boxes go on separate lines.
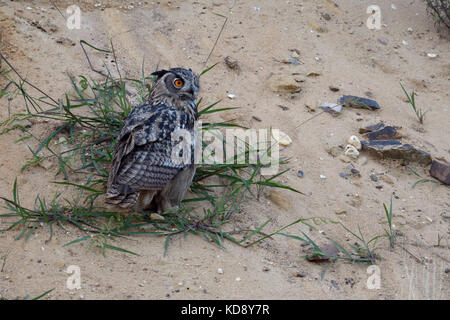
top-left (359, 122), bottom-right (385, 134)
top-left (338, 95), bottom-right (380, 110)
top-left (366, 126), bottom-right (401, 140)
top-left (361, 140), bottom-right (432, 165)
top-left (430, 160), bottom-right (450, 185)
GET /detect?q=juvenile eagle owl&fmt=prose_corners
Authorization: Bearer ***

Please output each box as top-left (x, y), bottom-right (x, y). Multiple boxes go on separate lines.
top-left (106, 68), bottom-right (199, 213)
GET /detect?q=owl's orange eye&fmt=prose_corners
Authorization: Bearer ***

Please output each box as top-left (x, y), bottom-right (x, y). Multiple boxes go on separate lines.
top-left (173, 78), bottom-right (184, 88)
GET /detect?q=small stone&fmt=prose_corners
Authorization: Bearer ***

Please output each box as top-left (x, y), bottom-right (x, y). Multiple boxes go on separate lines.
top-left (429, 160), bottom-right (450, 185)
top-left (293, 271), bottom-right (306, 277)
top-left (402, 40), bottom-right (409, 46)
top-left (378, 38), bottom-right (389, 45)
top-left (306, 243), bottom-right (339, 261)
top-left (252, 116), bottom-right (262, 122)
top-left (361, 140), bottom-right (432, 165)
top-left (306, 71), bottom-right (321, 77)
top-left (339, 172), bottom-right (348, 179)
top-left (391, 4), bottom-right (397, 10)
top-left (442, 212), bottom-right (450, 219)
top-left (370, 173), bottom-right (379, 182)
top-left (55, 37), bottom-right (76, 47)
top-left (359, 122), bottom-right (385, 134)
top-left (375, 185), bottom-right (383, 189)
top-left (320, 103), bottom-right (342, 115)
top-left (235, 277), bottom-right (241, 282)
top-left (334, 209), bottom-right (347, 215)
top-left (366, 126), bottom-right (401, 140)
top-left (262, 266), bottom-right (270, 272)
top-left (327, 146), bottom-right (342, 158)
top-left (407, 27), bottom-right (413, 33)
top-left (224, 56), bottom-right (240, 71)
top-left (427, 53), bottom-right (438, 58)
top-left (351, 168), bottom-right (360, 176)
top-left (320, 174), bottom-right (326, 179)
top-left (227, 93), bottom-right (236, 99)
top-left (277, 131), bottom-right (292, 146)
top-left (305, 102), bottom-right (316, 112)
top-left (338, 155), bottom-right (352, 163)
top-left (329, 86), bottom-right (340, 92)
top-left (322, 13), bottom-right (331, 20)
top-left (381, 174), bottom-right (395, 185)
top-left (269, 76), bottom-right (302, 93)
top-left (218, 268), bottom-right (224, 274)
top-left (297, 170), bottom-right (304, 177)
top-left (338, 95), bottom-right (380, 110)
top-left (345, 145), bottom-right (359, 159)
top-left (347, 135), bottom-right (362, 150)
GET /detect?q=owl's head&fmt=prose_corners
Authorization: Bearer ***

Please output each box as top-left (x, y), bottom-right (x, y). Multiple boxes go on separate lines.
top-left (150, 68), bottom-right (199, 102)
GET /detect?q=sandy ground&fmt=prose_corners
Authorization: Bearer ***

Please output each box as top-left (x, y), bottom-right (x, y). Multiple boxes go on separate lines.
top-left (0, 0), bottom-right (449, 300)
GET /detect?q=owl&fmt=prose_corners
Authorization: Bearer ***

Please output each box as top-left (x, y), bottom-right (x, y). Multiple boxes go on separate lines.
top-left (106, 68), bottom-right (200, 213)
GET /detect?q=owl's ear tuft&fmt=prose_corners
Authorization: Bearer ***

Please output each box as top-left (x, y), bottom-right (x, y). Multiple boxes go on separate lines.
top-left (151, 70), bottom-right (170, 80)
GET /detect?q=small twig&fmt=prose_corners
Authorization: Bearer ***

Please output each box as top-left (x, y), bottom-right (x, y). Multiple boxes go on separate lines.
top-left (204, 13), bottom-right (228, 67)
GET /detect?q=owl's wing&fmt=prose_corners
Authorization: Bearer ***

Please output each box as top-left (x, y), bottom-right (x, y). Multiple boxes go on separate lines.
top-left (106, 103), bottom-right (192, 202)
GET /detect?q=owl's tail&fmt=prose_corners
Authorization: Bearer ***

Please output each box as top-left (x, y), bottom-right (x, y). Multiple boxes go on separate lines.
top-left (105, 184), bottom-right (138, 208)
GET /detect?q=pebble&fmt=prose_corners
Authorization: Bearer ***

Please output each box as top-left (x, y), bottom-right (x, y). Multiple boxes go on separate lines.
top-left (339, 172), bottom-right (348, 179)
top-left (322, 13), bottom-right (331, 21)
top-left (227, 93), bottom-right (236, 99)
top-left (376, 185), bottom-right (383, 189)
top-left (297, 170), bottom-right (304, 178)
top-left (293, 271), bottom-right (306, 278)
top-left (329, 86), bottom-right (340, 92)
top-left (442, 212), bottom-right (450, 219)
top-left (224, 56), bottom-right (240, 70)
top-left (320, 174), bottom-right (326, 179)
top-left (347, 135), bottom-right (362, 150)
top-left (370, 173), bottom-right (379, 182)
top-left (366, 126), bottom-right (401, 140)
top-left (381, 174), bottom-right (395, 185)
top-left (235, 277), bottom-right (241, 282)
top-left (218, 268), bottom-right (224, 274)
top-left (320, 102), bottom-right (342, 115)
top-left (277, 131), bottom-right (292, 146)
top-left (427, 53), bottom-right (438, 58)
top-left (402, 40), bottom-right (409, 46)
top-left (429, 160), bottom-right (450, 185)
top-left (378, 38), bottom-right (389, 45)
top-left (334, 209), bottom-right (347, 215)
top-left (269, 76), bottom-right (302, 93)
top-left (344, 145), bottom-right (359, 159)
top-left (338, 95), bottom-right (380, 110)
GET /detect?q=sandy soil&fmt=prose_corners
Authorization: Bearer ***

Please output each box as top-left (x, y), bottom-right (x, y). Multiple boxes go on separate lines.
top-left (0, 0), bottom-right (449, 300)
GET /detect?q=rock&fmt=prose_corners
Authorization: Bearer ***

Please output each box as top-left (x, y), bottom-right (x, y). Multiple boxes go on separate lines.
top-left (359, 122), bottom-right (385, 134)
top-left (339, 172), bottom-right (348, 179)
top-left (370, 173), bottom-right (378, 182)
top-left (319, 174), bottom-right (326, 179)
top-left (378, 38), bottom-right (389, 45)
top-left (361, 140), bottom-right (432, 165)
top-left (375, 185), bottom-right (383, 189)
top-left (366, 126), bottom-right (401, 140)
top-left (306, 71), bottom-right (321, 77)
top-left (305, 102), bottom-right (316, 112)
top-left (344, 145), bottom-right (359, 159)
top-left (329, 86), bottom-right (340, 92)
top-left (306, 243), bottom-right (339, 261)
top-left (55, 37), bottom-right (76, 47)
top-left (224, 56), bottom-right (240, 71)
top-left (338, 95), bottom-right (380, 110)
top-left (338, 155), bottom-right (352, 163)
top-left (381, 174), bottom-right (395, 185)
top-left (429, 160), bottom-right (450, 185)
top-left (227, 93), bottom-right (236, 99)
top-left (442, 212), bottom-right (450, 219)
top-left (269, 76), bottom-right (302, 93)
top-left (427, 53), bottom-right (438, 58)
top-left (293, 271), bottom-right (306, 277)
top-left (327, 146), bottom-right (342, 157)
top-left (268, 190), bottom-right (291, 210)
top-left (334, 209), bottom-right (347, 215)
top-left (297, 170), bottom-right (304, 177)
top-left (351, 168), bottom-right (360, 176)
top-left (277, 131), bottom-right (292, 146)
top-left (320, 102), bottom-right (342, 115)
top-left (322, 13), bottom-right (331, 21)
top-left (347, 135), bottom-right (362, 150)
